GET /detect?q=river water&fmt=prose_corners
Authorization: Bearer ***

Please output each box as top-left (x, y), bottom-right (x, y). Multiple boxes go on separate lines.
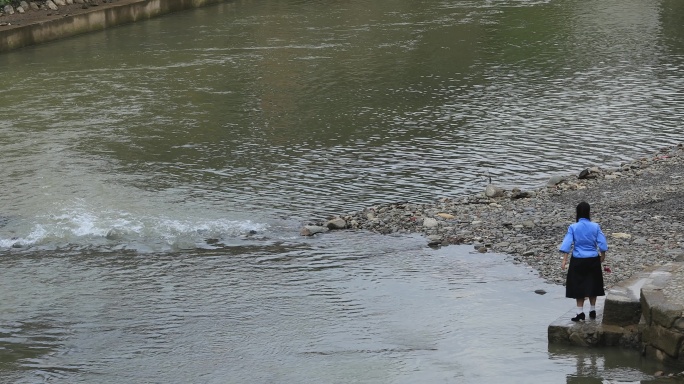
top-left (1, 0), bottom-right (683, 382)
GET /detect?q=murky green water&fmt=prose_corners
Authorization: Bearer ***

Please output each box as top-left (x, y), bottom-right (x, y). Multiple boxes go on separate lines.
top-left (1, 0), bottom-right (683, 382)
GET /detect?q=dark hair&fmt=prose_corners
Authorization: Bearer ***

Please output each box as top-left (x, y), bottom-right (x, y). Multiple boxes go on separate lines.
top-left (576, 201), bottom-right (591, 222)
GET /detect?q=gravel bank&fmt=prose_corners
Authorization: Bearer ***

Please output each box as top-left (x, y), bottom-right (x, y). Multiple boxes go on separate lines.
top-left (317, 144), bottom-right (684, 288)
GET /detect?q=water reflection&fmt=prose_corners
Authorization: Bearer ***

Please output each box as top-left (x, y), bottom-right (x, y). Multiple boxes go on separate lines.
top-left (0, 320), bottom-right (72, 380)
top-left (549, 344), bottom-right (684, 384)
top-left (1, 0), bottom-right (682, 230)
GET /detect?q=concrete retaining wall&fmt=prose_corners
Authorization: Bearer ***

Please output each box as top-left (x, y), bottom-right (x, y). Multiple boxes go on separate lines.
top-left (640, 265), bottom-right (684, 365)
top-left (0, 0), bottom-right (229, 53)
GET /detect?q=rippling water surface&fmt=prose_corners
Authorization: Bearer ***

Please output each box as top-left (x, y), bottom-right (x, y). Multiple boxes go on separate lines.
top-left (0, 0), bottom-right (683, 382)
top-left (0, 238), bottom-right (668, 383)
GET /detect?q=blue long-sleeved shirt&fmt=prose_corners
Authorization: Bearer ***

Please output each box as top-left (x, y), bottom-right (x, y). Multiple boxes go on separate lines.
top-left (559, 218), bottom-right (608, 258)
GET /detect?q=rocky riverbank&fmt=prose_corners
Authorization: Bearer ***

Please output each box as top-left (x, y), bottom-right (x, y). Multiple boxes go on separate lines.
top-left (307, 143), bottom-right (684, 289)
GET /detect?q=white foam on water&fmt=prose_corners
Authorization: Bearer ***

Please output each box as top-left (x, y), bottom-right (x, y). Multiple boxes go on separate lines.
top-left (0, 201), bottom-right (270, 253)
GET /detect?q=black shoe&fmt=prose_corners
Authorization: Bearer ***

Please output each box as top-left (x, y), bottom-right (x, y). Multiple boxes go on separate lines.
top-left (589, 310), bottom-right (596, 319)
top-left (571, 312), bottom-right (585, 322)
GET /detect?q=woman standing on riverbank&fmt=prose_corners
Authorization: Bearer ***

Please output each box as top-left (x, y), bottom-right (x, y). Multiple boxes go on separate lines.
top-left (560, 202), bottom-right (608, 321)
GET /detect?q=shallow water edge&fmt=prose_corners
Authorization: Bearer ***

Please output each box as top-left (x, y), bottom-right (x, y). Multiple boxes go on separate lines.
top-left (320, 143), bottom-right (684, 289)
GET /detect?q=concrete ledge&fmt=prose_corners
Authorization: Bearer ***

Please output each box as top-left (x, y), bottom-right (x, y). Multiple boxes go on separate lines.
top-left (0, 0), bottom-right (229, 53)
top-left (547, 299), bottom-right (641, 349)
top-left (602, 270), bottom-right (653, 326)
top-left (549, 262), bottom-right (684, 367)
top-left (548, 298), bottom-right (605, 347)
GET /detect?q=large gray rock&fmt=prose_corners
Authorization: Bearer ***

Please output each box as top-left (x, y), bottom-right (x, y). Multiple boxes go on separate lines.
top-left (3, 5), bottom-right (15, 14)
top-left (547, 175), bottom-right (565, 187)
top-left (106, 228), bottom-right (126, 240)
top-left (510, 187), bottom-right (531, 199)
top-left (578, 168), bottom-right (600, 180)
top-left (326, 217), bottom-right (346, 230)
top-left (46, 0), bottom-right (57, 10)
top-left (300, 226), bottom-right (328, 236)
top-left (53, 0), bottom-right (66, 5)
top-left (485, 184), bottom-right (505, 198)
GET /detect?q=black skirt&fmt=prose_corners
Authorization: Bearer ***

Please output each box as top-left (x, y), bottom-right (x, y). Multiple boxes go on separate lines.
top-left (565, 256), bottom-right (605, 299)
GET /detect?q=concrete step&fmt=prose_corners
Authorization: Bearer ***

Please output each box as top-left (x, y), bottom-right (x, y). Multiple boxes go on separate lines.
top-left (602, 265), bottom-right (675, 327)
top-left (548, 264), bottom-right (682, 351)
top-left (602, 270), bottom-right (651, 327)
top-left (548, 297), bottom-right (607, 347)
